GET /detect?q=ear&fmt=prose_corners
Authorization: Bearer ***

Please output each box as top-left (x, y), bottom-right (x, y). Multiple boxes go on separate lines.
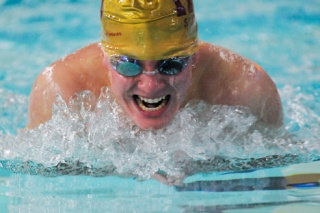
top-left (192, 52), bottom-right (199, 64)
top-left (190, 52), bottom-right (199, 69)
top-left (102, 55), bottom-right (109, 68)
top-left (101, 55), bottom-right (115, 84)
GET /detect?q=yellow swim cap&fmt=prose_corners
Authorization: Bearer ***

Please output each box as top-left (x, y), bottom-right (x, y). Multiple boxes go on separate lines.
top-left (101, 0), bottom-right (198, 60)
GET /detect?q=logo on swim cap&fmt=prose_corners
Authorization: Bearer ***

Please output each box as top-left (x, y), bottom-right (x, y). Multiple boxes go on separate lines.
top-left (101, 0), bottom-right (198, 60)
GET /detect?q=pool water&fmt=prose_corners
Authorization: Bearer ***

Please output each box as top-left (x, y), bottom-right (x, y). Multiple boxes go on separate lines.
top-left (1, 0), bottom-right (320, 212)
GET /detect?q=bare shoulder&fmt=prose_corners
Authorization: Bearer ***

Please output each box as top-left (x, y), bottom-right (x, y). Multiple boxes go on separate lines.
top-left (27, 43), bottom-right (109, 128)
top-left (191, 41), bottom-right (283, 126)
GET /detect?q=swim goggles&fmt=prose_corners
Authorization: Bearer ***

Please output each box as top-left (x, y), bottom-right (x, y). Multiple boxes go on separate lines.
top-left (109, 55), bottom-right (192, 77)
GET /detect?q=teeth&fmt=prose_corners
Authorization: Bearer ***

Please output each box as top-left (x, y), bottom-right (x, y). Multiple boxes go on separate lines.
top-left (136, 95), bottom-right (168, 111)
top-left (139, 96), bottom-right (166, 104)
top-left (137, 99), bottom-right (166, 111)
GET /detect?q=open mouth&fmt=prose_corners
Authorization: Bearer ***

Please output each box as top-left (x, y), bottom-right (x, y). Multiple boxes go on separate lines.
top-left (133, 95), bottom-right (170, 111)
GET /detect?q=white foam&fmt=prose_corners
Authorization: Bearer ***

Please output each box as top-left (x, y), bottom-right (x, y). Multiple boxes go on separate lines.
top-left (0, 86), bottom-right (319, 179)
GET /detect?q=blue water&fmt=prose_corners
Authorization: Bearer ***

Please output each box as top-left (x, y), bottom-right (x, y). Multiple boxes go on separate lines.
top-left (1, 0), bottom-right (320, 212)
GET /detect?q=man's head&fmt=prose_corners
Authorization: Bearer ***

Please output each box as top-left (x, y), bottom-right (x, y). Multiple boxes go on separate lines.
top-left (100, 0), bottom-right (198, 130)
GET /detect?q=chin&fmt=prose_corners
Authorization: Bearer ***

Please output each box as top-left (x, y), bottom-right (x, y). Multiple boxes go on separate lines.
top-left (134, 118), bottom-right (172, 130)
top-left (128, 101), bottom-right (179, 130)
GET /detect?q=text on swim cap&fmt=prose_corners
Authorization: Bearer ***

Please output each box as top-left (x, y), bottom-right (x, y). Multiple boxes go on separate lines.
top-left (173, 0), bottom-right (194, 17)
top-left (105, 32), bottom-right (122, 37)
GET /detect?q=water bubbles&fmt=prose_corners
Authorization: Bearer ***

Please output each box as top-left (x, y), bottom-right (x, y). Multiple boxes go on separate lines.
top-left (0, 86), bottom-right (319, 179)
top-left (0, 89), bottom-right (28, 134)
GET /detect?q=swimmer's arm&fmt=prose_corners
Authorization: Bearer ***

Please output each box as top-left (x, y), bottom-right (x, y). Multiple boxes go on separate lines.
top-left (195, 43), bottom-right (283, 127)
top-left (27, 70), bottom-right (57, 129)
top-left (241, 64), bottom-right (284, 127)
top-left (27, 60), bottom-right (83, 129)
top-left (27, 43), bottom-right (108, 128)
top-left (227, 63), bottom-right (284, 128)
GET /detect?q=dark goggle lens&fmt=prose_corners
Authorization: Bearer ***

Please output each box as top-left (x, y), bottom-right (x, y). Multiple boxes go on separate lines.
top-left (159, 58), bottom-right (190, 75)
top-left (110, 56), bottom-right (191, 77)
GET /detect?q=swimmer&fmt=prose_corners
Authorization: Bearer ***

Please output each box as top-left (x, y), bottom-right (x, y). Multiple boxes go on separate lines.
top-left (27, 0), bottom-right (283, 130)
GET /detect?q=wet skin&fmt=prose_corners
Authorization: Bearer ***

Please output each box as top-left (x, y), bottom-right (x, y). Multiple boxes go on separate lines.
top-left (104, 57), bottom-right (194, 130)
top-left (27, 42), bottom-right (283, 129)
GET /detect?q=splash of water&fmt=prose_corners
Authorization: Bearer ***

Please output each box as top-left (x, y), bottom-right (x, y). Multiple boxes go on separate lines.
top-left (0, 86), bottom-right (319, 179)
top-left (0, 89), bottom-right (28, 134)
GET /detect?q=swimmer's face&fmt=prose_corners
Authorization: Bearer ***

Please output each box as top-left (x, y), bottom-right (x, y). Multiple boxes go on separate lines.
top-left (104, 55), bottom-right (195, 130)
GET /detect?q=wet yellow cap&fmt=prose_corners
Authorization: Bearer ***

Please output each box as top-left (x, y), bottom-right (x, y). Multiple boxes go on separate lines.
top-left (101, 0), bottom-right (198, 60)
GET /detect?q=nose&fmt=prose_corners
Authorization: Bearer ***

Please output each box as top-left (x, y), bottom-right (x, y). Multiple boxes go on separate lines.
top-left (137, 61), bottom-right (166, 91)
top-left (137, 72), bottom-right (166, 91)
